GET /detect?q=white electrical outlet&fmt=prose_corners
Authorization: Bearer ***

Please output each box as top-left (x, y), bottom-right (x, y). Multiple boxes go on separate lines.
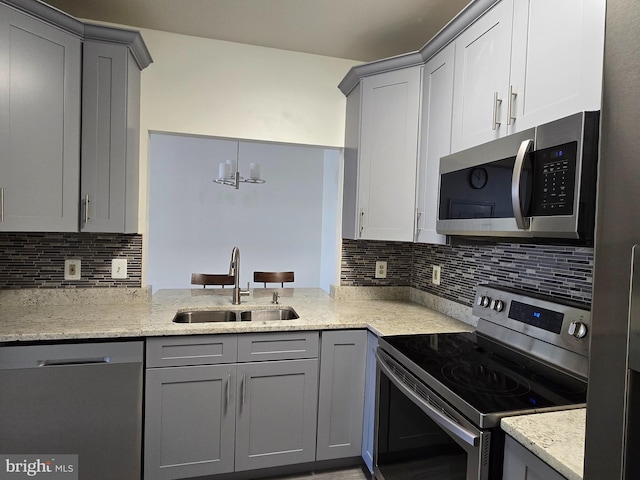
top-left (112, 259), bottom-right (128, 279)
top-left (64, 259), bottom-right (81, 280)
top-left (375, 261), bottom-right (387, 279)
top-left (432, 265), bottom-right (441, 285)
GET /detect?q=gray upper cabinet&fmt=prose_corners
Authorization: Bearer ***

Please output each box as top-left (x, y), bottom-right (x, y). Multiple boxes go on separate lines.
top-left (316, 329), bottom-right (367, 461)
top-left (342, 66), bottom-right (422, 242)
top-left (0, 3), bottom-right (81, 232)
top-left (416, 43), bottom-right (455, 245)
top-left (0, 0), bottom-right (151, 233)
top-left (81, 25), bottom-right (151, 233)
top-left (356, 67), bottom-right (421, 242)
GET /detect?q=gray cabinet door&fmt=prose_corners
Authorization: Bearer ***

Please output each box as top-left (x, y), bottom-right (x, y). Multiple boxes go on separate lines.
top-left (502, 435), bottom-right (566, 480)
top-left (0, 4), bottom-right (80, 231)
top-left (341, 82), bottom-right (361, 240)
top-left (316, 330), bottom-right (367, 461)
top-left (235, 359), bottom-right (319, 471)
top-left (144, 364), bottom-right (236, 480)
top-left (358, 67), bottom-right (421, 241)
top-left (81, 41), bottom-right (140, 233)
top-left (361, 331), bottom-right (378, 473)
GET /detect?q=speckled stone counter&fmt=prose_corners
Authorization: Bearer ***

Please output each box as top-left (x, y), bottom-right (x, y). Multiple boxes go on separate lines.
top-left (501, 409), bottom-right (586, 480)
top-left (0, 288), bottom-right (472, 342)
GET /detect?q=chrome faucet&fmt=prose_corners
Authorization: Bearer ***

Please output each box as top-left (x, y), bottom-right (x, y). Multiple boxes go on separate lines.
top-left (229, 246), bottom-right (250, 305)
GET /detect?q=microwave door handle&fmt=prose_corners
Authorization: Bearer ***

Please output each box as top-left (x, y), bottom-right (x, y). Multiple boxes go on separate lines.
top-left (511, 139), bottom-right (534, 230)
top-left (376, 351), bottom-right (479, 447)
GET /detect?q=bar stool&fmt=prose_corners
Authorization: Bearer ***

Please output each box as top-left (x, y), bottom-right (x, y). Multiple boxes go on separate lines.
top-left (253, 271), bottom-right (295, 288)
top-left (191, 273), bottom-right (235, 288)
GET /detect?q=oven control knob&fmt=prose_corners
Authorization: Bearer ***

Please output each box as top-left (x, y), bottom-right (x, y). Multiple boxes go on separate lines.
top-left (481, 296), bottom-right (491, 308)
top-left (493, 300), bottom-right (505, 312)
top-left (568, 321), bottom-right (588, 339)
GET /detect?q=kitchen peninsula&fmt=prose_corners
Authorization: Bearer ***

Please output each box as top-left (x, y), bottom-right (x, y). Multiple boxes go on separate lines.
top-left (0, 287), bottom-right (586, 480)
top-left (0, 287), bottom-right (471, 342)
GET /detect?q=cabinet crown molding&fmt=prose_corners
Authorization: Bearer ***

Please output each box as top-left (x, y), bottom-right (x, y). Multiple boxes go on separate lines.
top-left (84, 23), bottom-right (153, 69)
top-left (338, 0), bottom-right (498, 95)
top-left (2, 0), bottom-right (152, 69)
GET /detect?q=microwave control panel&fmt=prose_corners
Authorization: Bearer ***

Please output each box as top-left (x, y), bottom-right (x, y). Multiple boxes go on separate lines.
top-left (531, 141), bottom-right (577, 216)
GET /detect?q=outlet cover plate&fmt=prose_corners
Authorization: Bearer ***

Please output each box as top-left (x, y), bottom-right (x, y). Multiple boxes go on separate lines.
top-left (432, 265), bottom-right (441, 285)
top-left (112, 259), bottom-right (128, 279)
top-left (64, 259), bottom-right (81, 280)
top-left (375, 261), bottom-right (387, 279)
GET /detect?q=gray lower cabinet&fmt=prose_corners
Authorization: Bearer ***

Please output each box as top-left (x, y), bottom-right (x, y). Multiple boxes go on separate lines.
top-left (145, 332), bottom-right (319, 479)
top-left (144, 364), bottom-right (237, 480)
top-left (361, 331), bottom-right (378, 473)
top-left (316, 329), bottom-right (367, 461)
top-left (235, 359), bottom-right (319, 471)
top-left (0, 2), bottom-right (81, 232)
top-left (502, 435), bottom-right (566, 480)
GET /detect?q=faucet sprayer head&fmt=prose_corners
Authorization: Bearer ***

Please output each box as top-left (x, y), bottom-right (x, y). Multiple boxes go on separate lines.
top-left (229, 246), bottom-right (239, 276)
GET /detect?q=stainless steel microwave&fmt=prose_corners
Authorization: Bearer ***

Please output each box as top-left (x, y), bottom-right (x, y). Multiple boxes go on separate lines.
top-left (437, 111), bottom-right (600, 243)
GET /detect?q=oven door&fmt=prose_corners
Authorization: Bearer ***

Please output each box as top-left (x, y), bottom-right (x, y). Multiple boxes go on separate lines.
top-left (375, 349), bottom-right (492, 480)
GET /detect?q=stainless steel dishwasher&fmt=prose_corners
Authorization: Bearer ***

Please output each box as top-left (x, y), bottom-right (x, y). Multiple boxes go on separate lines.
top-left (0, 341), bottom-right (143, 480)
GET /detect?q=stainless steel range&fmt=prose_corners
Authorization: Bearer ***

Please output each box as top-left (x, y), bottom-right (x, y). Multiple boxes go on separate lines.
top-left (374, 285), bottom-right (590, 480)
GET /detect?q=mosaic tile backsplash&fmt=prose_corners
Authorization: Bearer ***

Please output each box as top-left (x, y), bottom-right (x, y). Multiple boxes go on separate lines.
top-left (0, 233), bottom-right (142, 288)
top-left (341, 239), bottom-right (593, 308)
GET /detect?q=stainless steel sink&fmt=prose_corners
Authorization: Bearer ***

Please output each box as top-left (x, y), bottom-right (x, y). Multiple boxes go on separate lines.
top-left (172, 307), bottom-right (299, 323)
top-left (239, 308), bottom-right (299, 321)
top-left (172, 310), bottom-right (238, 323)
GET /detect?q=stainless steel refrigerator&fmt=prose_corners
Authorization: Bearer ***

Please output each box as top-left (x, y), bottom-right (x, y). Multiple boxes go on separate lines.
top-left (584, 0), bottom-right (640, 478)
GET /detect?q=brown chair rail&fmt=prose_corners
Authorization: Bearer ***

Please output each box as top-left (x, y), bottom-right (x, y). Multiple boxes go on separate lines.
top-left (191, 273), bottom-right (235, 288)
top-left (253, 271), bottom-right (295, 288)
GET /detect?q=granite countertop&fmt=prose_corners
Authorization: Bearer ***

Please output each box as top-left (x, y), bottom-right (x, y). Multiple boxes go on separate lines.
top-left (0, 287), bottom-right (473, 342)
top-left (501, 408), bottom-right (586, 480)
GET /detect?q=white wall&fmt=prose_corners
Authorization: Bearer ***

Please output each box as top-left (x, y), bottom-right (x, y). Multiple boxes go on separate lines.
top-left (138, 27), bottom-right (360, 235)
top-left (320, 149), bottom-right (341, 291)
top-left (133, 28), bottom-right (360, 286)
top-left (147, 133), bottom-right (339, 292)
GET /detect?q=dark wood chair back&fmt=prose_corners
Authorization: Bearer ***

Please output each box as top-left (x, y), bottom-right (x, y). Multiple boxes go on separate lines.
top-left (191, 273), bottom-right (235, 288)
top-left (253, 271), bottom-right (295, 288)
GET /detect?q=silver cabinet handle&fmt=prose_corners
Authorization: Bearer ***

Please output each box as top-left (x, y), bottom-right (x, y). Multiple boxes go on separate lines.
top-left (0, 187), bottom-right (4, 222)
top-left (241, 373), bottom-right (246, 407)
top-left (226, 373), bottom-right (231, 408)
top-left (492, 92), bottom-right (503, 131)
top-left (83, 194), bottom-right (90, 225)
top-left (511, 139), bottom-right (534, 230)
top-left (415, 210), bottom-right (422, 241)
top-left (359, 208), bottom-right (365, 237)
top-left (38, 357), bottom-right (111, 367)
top-left (507, 85), bottom-right (517, 125)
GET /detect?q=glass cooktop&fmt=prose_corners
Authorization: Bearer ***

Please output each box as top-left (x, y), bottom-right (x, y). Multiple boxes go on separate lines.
top-left (380, 332), bottom-right (587, 417)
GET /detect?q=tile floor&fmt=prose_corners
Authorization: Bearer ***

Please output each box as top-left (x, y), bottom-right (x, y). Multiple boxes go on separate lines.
top-left (264, 466), bottom-right (372, 480)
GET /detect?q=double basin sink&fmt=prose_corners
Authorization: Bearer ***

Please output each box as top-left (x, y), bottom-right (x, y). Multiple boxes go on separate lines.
top-left (173, 307), bottom-right (299, 323)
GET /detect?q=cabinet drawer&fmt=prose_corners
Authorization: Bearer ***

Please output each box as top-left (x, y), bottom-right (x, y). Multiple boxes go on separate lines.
top-left (237, 332), bottom-right (319, 362)
top-left (146, 335), bottom-right (238, 367)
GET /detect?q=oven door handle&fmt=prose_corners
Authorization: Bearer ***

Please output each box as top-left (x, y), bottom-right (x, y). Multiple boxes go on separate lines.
top-left (511, 138), bottom-right (534, 230)
top-left (377, 351), bottom-right (479, 447)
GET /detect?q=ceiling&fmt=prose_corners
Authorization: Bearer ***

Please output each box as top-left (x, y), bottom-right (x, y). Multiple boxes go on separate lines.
top-left (42, 0), bottom-right (471, 62)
